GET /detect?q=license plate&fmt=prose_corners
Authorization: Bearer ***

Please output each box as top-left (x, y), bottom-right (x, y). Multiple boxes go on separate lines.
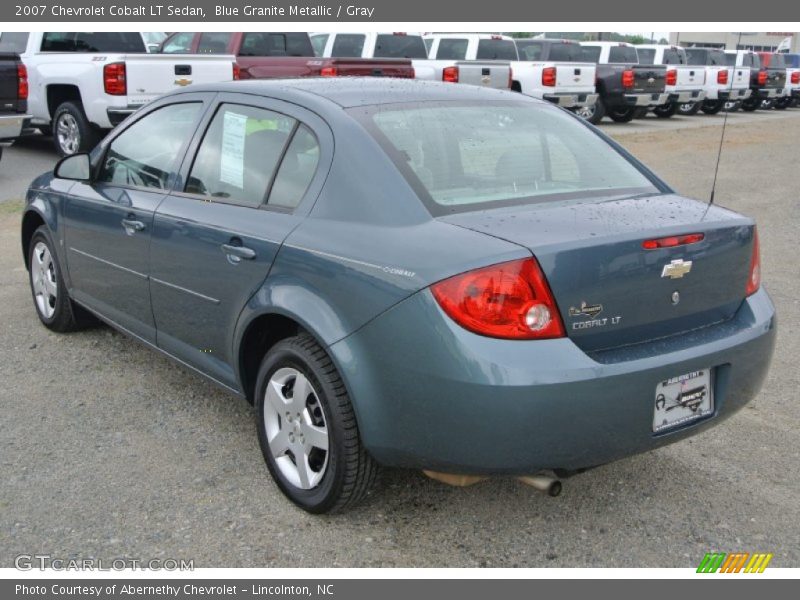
top-left (653, 369), bottom-right (714, 433)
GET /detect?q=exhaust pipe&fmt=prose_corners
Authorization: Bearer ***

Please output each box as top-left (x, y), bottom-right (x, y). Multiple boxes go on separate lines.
top-left (518, 474), bottom-right (562, 497)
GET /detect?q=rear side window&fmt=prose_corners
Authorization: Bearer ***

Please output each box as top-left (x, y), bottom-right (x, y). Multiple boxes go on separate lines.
top-left (268, 125), bottom-right (320, 209)
top-left (476, 39), bottom-right (518, 60)
top-left (0, 32), bottom-right (29, 53)
top-left (197, 33), bottom-right (232, 54)
top-left (435, 38), bottom-right (469, 60)
top-left (331, 34), bottom-right (366, 57)
top-left (186, 104), bottom-right (296, 207)
top-left (160, 32), bottom-right (194, 53)
top-left (608, 46), bottom-right (638, 63)
top-left (580, 45), bottom-right (601, 62)
top-left (374, 34), bottom-right (428, 59)
top-left (98, 103), bottom-right (202, 190)
top-left (41, 32), bottom-right (146, 53)
top-left (637, 48), bottom-right (655, 64)
top-left (240, 33), bottom-right (313, 57)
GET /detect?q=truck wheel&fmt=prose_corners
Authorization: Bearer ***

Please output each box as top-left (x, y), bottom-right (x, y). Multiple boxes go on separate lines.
top-left (760, 98), bottom-right (775, 110)
top-left (774, 97), bottom-right (790, 110)
top-left (575, 97), bottom-right (605, 125)
top-left (53, 102), bottom-right (100, 157)
top-left (723, 100), bottom-right (740, 112)
top-left (632, 107), bottom-right (649, 119)
top-left (608, 106), bottom-right (636, 123)
top-left (677, 101), bottom-right (701, 116)
top-left (653, 103), bottom-right (677, 118)
top-left (701, 100), bottom-right (724, 115)
top-left (255, 334), bottom-right (379, 513)
top-left (741, 97), bottom-right (760, 111)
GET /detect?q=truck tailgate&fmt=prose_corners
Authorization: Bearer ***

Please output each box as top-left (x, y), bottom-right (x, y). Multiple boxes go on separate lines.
top-left (453, 61), bottom-right (511, 89)
top-left (632, 65), bottom-right (666, 93)
top-left (551, 62), bottom-right (596, 93)
top-left (123, 54), bottom-right (235, 106)
top-left (674, 66), bottom-right (705, 90)
top-left (728, 66), bottom-right (750, 89)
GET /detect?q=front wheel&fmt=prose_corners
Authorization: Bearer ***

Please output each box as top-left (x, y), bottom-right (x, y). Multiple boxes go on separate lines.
top-left (760, 98), bottom-right (775, 110)
top-left (653, 103), bottom-right (677, 118)
top-left (608, 106), bottom-right (636, 123)
top-left (574, 97), bottom-right (605, 125)
top-left (723, 100), bottom-right (741, 112)
top-left (701, 99), bottom-right (724, 115)
top-left (52, 102), bottom-right (100, 156)
top-left (255, 334), bottom-right (379, 513)
top-left (677, 101), bottom-right (702, 116)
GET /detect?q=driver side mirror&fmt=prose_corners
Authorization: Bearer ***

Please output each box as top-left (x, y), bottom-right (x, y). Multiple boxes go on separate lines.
top-left (54, 153), bottom-right (91, 182)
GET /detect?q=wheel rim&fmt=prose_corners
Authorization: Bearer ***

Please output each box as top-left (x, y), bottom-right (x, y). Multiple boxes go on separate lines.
top-left (724, 101), bottom-right (736, 110)
top-left (31, 241), bottom-right (57, 319)
top-left (575, 105), bottom-right (594, 120)
top-left (263, 367), bottom-right (329, 490)
top-left (56, 113), bottom-right (80, 155)
top-left (679, 103), bottom-right (695, 112)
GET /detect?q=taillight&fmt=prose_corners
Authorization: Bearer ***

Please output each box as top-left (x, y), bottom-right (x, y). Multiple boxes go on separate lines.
top-left (622, 69), bottom-right (635, 89)
top-left (792, 71), bottom-right (800, 84)
top-left (758, 70), bottom-right (768, 86)
top-left (542, 66), bottom-right (557, 87)
top-left (442, 65), bottom-right (459, 83)
top-left (320, 66), bottom-right (338, 77)
top-left (103, 62), bottom-right (126, 95)
top-left (717, 69), bottom-right (728, 85)
top-left (642, 233), bottom-right (704, 250)
top-left (746, 228), bottom-right (761, 296)
top-left (232, 62), bottom-right (241, 80)
top-left (17, 63), bottom-right (28, 100)
top-left (666, 69), bottom-right (677, 86)
top-left (431, 258), bottom-right (565, 340)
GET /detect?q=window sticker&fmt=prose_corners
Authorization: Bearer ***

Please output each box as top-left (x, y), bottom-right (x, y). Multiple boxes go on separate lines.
top-left (219, 111), bottom-right (248, 189)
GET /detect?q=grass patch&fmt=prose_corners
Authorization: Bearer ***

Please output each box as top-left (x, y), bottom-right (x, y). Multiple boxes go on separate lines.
top-left (0, 199), bottom-right (23, 215)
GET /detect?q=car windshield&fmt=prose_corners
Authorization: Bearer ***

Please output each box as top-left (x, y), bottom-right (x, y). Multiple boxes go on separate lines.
top-left (354, 101), bottom-right (658, 215)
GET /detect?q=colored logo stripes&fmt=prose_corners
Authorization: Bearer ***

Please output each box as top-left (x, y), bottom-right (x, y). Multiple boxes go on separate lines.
top-left (697, 552), bottom-right (773, 573)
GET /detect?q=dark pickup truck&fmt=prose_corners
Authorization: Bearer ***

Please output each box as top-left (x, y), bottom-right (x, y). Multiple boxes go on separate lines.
top-left (0, 51), bottom-right (29, 163)
top-left (749, 52), bottom-right (789, 110)
top-left (578, 42), bottom-right (668, 124)
top-left (159, 32), bottom-right (416, 79)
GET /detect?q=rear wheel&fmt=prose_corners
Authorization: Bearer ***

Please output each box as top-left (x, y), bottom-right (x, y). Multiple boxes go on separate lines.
top-left (575, 97), bottom-right (605, 125)
top-left (677, 101), bottom-right (702, 116)
top-left (723, 100), bottom-right (741, 112)
top-left (774, 97), bottom-right (790, 110)
top-left (255, 334), bottom-right (379, 513)
top-left (653, 102), bottom-right (677, 118)
top-left (760, 98), bottom-right (775, 110)
top-left (53, 102), bottom-right (100, 156)
top-left (608, 106), bottom-right (636, 123)
top-left (741, 96), bottom-right (761, 111)
top-left (701, 100), bottom-right (724, 115)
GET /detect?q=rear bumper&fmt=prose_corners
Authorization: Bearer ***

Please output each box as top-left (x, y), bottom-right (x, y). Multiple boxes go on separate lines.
top-left (625, 92), bottom-right (670, 107)
top-left (543, 93), bottom-right (598, 108)
top-left (670, 90), bottom-right (706, 103)
top-left (757, 87), bottom-right (784, 99)
top-left (332, 287), bottom-right (776, 474)
top-left (0, 113), bottom-right (30, 145)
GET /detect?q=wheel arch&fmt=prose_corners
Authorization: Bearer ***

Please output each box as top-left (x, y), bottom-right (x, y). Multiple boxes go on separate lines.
top-left (46, 84), bottom-right (83, 119)
top-left (21, 207), bottom-right (53, 270)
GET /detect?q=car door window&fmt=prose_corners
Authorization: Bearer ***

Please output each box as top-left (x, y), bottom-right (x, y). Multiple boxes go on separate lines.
top-left (267, 124), bottom-right (320, 209)
top-left (186, 104), bottom-right (296, 207)
top-left (197, 32), bottom-right (232, 54)
top-left (97, 103), bottom-right (202, 190)
top-left (161, 32), bottom-right (194, 53)
top-left (331, 34), bottom-right (365, 57)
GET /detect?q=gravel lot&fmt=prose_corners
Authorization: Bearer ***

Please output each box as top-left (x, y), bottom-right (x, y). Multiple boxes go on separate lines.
top-left (1, 110), bottom-right (799, 568)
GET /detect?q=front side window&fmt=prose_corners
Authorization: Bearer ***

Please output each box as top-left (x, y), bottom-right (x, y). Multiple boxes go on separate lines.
top-left (197, 32), bottom-right (232, 54)
top-left (356, 101), bottom-right (657, 215)
top-left (330, 34), bottom-right (366, 58)
top-left (161, 32), bottom-right (194, 53)
top-left (435, 38), bottom-right (469, 60)
top-left (186, 104), bottom-right (296, 207)
top-left (97, 103), bottom-right (202, 190)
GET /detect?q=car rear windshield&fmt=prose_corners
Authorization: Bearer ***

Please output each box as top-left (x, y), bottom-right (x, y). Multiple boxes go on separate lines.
top-left (0, 32), bottom-right (29, 53)
top-left (768, 54), bottom-right (786, 68)
top-left (353, 101), bottom-right (658, 215)
top-left (685, 49), bottom-right (726, 65)
top-left (239, 33), bottom-right (313, 57)
top-left (608, 46), bottom-right (639, 63)
top-left (435, 38), bottom-right (469, 60)
top-left (546, 42), bottom-right (584, 62)
top-left (40, 32), bottom-right (146, 53)
top-left (374, 34), bottom-right (428, 59)
top-left (476, 39), bottom-right (518, 60)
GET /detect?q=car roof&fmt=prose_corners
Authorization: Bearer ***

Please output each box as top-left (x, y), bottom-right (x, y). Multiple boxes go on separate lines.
top-left (178, 77), bottom-right (530, 109)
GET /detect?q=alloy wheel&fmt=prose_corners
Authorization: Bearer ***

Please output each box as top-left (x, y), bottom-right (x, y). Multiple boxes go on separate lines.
top-left (56, 113), bottom-right (80, 155)
top-left (31, 242), bottom-right (57, 319)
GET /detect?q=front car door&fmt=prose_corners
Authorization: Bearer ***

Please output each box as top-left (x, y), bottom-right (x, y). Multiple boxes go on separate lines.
top-left (149, 93), bottom-right (332, 388)
top-left (63, 96), bottom-right (209, 341)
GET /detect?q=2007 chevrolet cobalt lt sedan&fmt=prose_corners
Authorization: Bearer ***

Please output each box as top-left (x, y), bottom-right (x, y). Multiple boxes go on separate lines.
top-left (21, 79), bottom-right (775, 513)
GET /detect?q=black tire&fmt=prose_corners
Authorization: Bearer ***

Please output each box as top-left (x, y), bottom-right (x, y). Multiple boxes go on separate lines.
top-left (653, 102), bottom-right (677, 118)
top-left (741, 96), bottom-right (760, 111)
top-left (578, 97), bottom-right (605, 125)
top-left (27, 226), bottom-right (90, 333)
top-left (760, 98), bottom-right (775, 110)
top-left (701, 99), bottom-right (724, 115)
top-left (774, 97), bottom-right (790, 110)
top-left (677, 101), bottom-right (702, 116)
top-left (723, 100), bottom-right (741, 112)
top-left (52, 101), bottom-right (100, 157)
top-left (255, 334), bottom-right (378, 513)
top-left (608, 106), bottom-right (636, 123)
top-left (632, 107), bottom-right (649, 119)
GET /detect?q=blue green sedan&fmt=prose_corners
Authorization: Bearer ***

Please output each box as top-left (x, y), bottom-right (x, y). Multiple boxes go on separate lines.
top-left (21, 79), bottom-right (776, 512)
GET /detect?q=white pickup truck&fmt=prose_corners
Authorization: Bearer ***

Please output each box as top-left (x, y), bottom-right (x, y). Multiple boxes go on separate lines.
top-left (311, 32), bottom-right (512, 89)
top-left (681, 47), bottom-right (751, 116)
top-left (17, 32), bottom-right (237, 155)
top-left (635, 44), bottom-right (706, 117)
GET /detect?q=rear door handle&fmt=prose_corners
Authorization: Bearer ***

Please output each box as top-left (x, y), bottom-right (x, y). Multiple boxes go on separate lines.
top-left (221, 243), bottom-right (256, 262)
top-left (121, 218), bottom-right (145, 234)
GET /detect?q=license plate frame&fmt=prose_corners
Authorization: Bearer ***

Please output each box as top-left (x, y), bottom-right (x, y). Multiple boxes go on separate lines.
top-left (653, 369), bottom-right (714, 433)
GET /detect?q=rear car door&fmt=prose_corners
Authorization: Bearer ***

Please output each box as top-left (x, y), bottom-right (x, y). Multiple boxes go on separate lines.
top-left (63, 97), bottom-right (208, 342)
top-left (149, 93), bottom-right (332, 388)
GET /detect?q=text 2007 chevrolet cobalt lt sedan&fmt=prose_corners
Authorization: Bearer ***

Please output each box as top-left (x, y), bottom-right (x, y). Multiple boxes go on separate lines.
top-left (21, 79), bottom-right (776, 513)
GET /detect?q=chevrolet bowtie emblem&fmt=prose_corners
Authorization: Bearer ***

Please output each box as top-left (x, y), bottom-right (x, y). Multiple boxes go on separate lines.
top-left (661, 259), bottom-right (693, 279)
top-left (174, 78), bottom-right (192, 87)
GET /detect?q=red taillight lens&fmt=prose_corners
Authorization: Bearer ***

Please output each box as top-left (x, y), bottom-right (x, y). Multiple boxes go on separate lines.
top-left (103, 62), bottom-right (126, 95)
top-left (746, 228), bottom-right (761, 296)
top-left (792, 72), bottom-right (800, 84)
top-left (431, 258), bottom-right (565, 340)
top-left (622, 69), bottom-right (635, 89)
top-left (666, 69), bottom-right (677, 86)
top-left (642, 233), bottom-right (705, 250)
top-left (320, 66), bottom-right (338, 77)
top-left (232, 62), bottom-right (241, 80)
top-left (17, 63), bottom-right (28, 100)
top-left (717, 69), bottom-right (728, 85)
top-left (542, 66), bottom-right (557, 87)
top-left (758, 70), bottom-right (768, 86)
top-left (442, 65), bottom-right (459, 83)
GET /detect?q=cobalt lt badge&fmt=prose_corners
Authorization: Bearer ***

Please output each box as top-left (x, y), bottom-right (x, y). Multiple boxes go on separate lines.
top-left (661, 259), bottom-right (692, 279)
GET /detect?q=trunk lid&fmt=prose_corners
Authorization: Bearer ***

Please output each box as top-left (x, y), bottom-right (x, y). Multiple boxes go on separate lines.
top-left (439, 194), bottom-right (755, 352)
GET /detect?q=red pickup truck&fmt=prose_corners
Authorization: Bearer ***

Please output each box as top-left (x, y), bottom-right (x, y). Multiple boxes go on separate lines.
top-left (159, 32), bottom-right (415, 79)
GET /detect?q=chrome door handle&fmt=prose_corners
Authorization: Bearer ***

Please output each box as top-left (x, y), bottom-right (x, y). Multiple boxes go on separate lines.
top-left (221, 243), bottom-right (256, 261)
top-left (121, 218), bottom-right (145, 233)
